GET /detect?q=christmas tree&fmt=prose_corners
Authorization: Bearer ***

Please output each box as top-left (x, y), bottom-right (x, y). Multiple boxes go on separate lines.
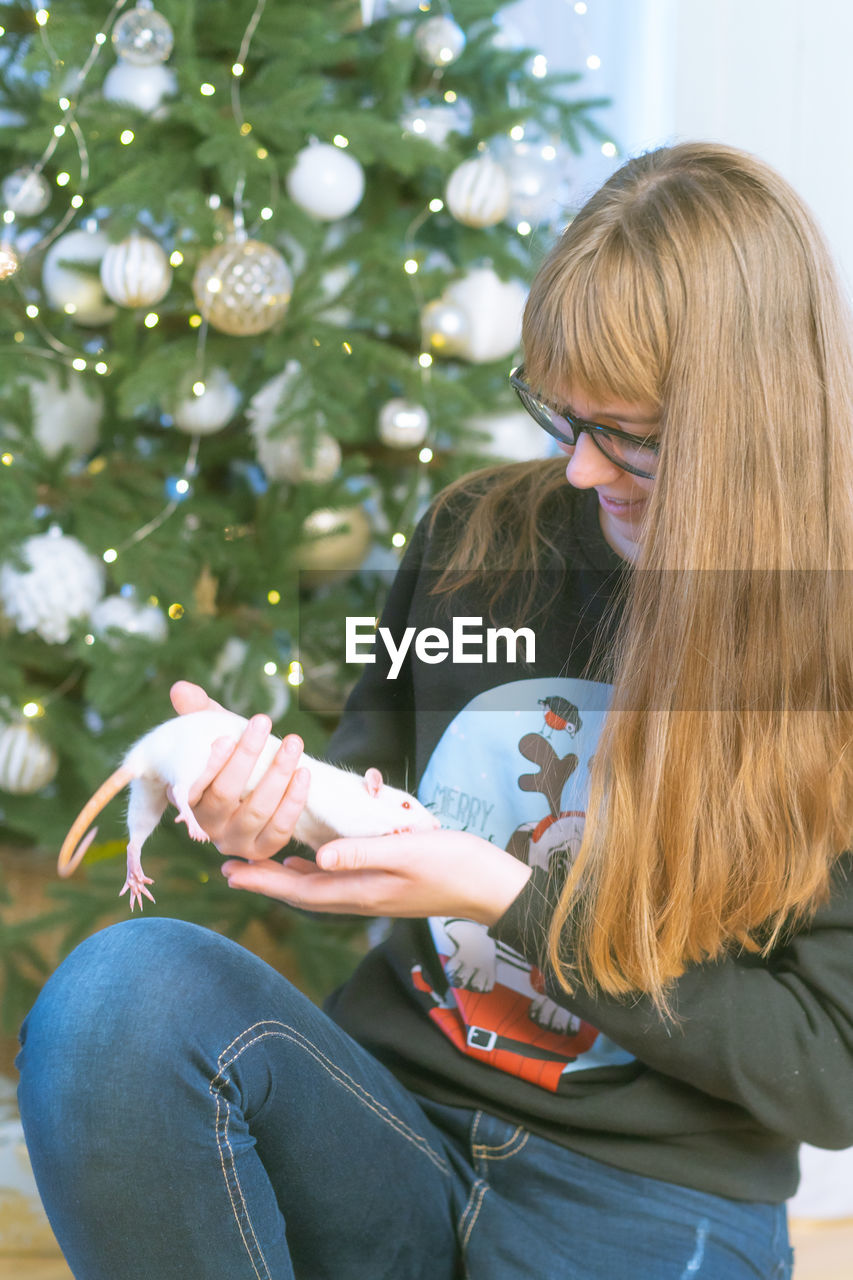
top-left (0, 0), bottom-right (610, 1028)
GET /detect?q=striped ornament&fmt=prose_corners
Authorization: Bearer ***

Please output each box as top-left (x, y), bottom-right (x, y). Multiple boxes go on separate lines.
top-left (0, 723), bottom-right (58, 794)
top-left (445, 155), bottom-right (511, 228)
top-left (99, 232), bottom-right (173, 308)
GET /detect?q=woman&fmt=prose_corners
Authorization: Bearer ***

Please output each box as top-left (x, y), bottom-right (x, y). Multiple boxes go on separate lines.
top-left (17, 142), bottom-right (853, 1279)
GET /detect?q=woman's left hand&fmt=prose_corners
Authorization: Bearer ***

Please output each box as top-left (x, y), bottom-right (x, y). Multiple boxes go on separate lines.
top-left (220, 829), bottom-right (532, 927)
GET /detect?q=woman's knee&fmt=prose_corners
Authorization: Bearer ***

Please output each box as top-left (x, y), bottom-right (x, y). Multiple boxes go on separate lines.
top-left (17, 919), bottom-right (245, 1092)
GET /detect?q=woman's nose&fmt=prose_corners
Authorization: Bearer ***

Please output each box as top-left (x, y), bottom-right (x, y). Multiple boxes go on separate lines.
top-left (564, 431), bottom-right (622, 487)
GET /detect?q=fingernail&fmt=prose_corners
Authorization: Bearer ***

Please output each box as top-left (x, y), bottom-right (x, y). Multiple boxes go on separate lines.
top-left (319, 847), bottom-right (339, 869)
top-left (284, 735), bottom-right (301, 755)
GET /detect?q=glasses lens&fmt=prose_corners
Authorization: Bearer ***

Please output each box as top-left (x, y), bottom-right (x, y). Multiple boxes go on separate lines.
top-left (594, 432), bottom-right (659, 477)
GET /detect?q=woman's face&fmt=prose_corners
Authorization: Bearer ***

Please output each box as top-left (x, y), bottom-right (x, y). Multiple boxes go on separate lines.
top-left (557, 387), bottom-right (658, 563)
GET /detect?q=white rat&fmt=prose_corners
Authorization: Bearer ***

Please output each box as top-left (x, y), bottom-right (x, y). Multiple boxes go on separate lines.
top-left (57, 708), bottom-right (439, 910)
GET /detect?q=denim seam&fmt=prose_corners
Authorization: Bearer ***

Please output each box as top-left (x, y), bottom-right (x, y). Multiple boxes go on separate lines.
top-left (211, 1020), bottom-right (450, 1176)
top-left (472, 1129), bottom-right (530, 1162)
top-left (211, 1020), bottom-right (455, 1276)
top-left (458, 1178), bottom-right (489, 1254)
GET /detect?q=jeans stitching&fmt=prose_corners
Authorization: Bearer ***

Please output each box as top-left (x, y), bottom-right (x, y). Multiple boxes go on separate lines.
top-left (213, 1082), bottom-right (271, 1280)
top-left (458, 1178), bottom-right (489, 1253)
top-left (209, 1020), bottom-right (452, 1276)
top-left (211, 1021), bottom-right (450, 1176)
top-left (471, 1128), bottom-right (530, 1162)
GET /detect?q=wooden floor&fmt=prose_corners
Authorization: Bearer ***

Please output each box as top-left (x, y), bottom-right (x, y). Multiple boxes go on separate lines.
top-left (0, 1219), bottom-right (850, 1278)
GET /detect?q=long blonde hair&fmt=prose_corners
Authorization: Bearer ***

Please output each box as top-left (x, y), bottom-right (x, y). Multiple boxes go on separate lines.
top-left (432, 142), bottom-right (853, 1012)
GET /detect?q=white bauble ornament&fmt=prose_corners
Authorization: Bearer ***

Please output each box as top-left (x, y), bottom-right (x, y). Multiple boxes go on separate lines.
top-left (192, 239), bottom-right (292, 336)
top-left (293, 505), bottom-right (372, 586)
top-left (2, 167), bottom-right (50, 217)
top-left (0, 529), bottom-right (105, 644)
top-left (468, 410), bottom-right (556, 462)
top-left (414, 15), bottom-right (466, 66)
top-left (111, 3), bottom-right (174, 66)
top-left (286, 142), bottom-right (365, 221)
top-left (446, 155), bottom-right (511, 228)
top-left (100, 231), bottom-right (172, 307)
top-left (89, 594), bottom-right (168, 644)
top-left (444, 267), bottom-right (527, 364)
top-left (420, 297), bottom-right (469, 355)
top-left (172, 368), bottom-right (241, 434)
top-left (0, 722), bottom-right (58, 794)
top-left (27, 367), bottom-right (103, 460)
top-left (378, 399), bottom-right (430, 448)
top-left (42, 229), bottom-right (116, 326)
top-left (102, 60), bottom-right (177, 115)
top-left (246, 362), bottom-right (303, 435)
top-left (211, 638), bottom-right (291, 722)
top-left (255, 430), bottom-right (342, 484)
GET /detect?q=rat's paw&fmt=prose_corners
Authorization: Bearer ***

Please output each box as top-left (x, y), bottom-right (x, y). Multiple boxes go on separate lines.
top-left (120, 872), bottom-right (156, 912)
top-left (175, 810), bottom-right (210, 842)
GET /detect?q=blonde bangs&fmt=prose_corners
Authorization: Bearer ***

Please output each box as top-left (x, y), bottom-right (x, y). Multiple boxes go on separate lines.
top-left (521, 225), bottom-right (667, 412)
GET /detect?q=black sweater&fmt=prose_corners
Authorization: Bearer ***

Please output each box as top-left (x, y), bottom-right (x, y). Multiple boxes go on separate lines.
top-left (324, 476), bottom-right (853, 1202)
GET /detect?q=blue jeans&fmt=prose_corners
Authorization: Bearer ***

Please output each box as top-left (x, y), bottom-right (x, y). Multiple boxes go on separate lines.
top-left (16, 919), bottom-right (793, 1279)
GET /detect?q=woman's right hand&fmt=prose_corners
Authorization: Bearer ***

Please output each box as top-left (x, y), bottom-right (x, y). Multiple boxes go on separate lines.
top-left (169, 680), bottom-right (311, 861)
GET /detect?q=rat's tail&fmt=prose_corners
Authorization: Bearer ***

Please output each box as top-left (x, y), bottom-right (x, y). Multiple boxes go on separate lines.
top-left (57, 765), bottom-right (134, 878)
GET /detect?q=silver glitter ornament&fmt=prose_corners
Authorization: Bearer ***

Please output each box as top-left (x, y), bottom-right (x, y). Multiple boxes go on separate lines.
top-left (111, 2), bottom-right (174, 66)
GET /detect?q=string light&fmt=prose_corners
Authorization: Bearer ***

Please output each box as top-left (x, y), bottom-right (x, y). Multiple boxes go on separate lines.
top-left (267, 589), bottom-right (281, 604)
top-left (601, 141), bottom-right (617, 158)
top-left (419, 447), bottom-right (433, 463)
top-left (35, 9), bottom-right (49, 26)
top-left (1, 453), bottom-right (14, 466)
top-left (53, 124), bottom-right (65, 137)
top-left (103, 549), bottom-right (118, 564)
top-left (188, 314), bottom-right (203, 328)
top-left (70, 194), bottom-right (83, 207)
top-left (120, 129), bottom-right (134, 145)
top-left (418, 353), bottom-right (433, 368)
top-left (55, 172), bottom-right (70, 186)
top-left (169, 250), bottom-right (184, 266)
top-left (168, 603), bottom-right (185, 619)
top-left (232, 62), bottom-right (244, 76)
top-left (287, 661), bottom-right (304, 687)
top-left (200, 82), bottom-right (216, 96)
top-left (429, 198), bottom-right (444, 212)
top-left (144, 312), bottom-right (159, 328)
top-left (71, 357), bottom-right (86, 370)
top-left (263, 661), bottom-right (277, 675)
top-left (391, 532), bottom-right (406, 548)
top-left (333, 135), bottom-right (349, 148)
top-left (26, 305), bottom-right (39, 318)
top-left (260, 206), bottom-right (273, 220)
top-left (94, 361), bottom-right (108, 375)
top-left (22, 702), bottom-right (44, 719)
top-left (192, 380), bottom-right (206, 396)
top-left (586, 54), bottom-right (601, 70)
top-left (509, 124), bottom-right (525, 141)
top-left (404, 258), bottom-right (419, 274)
top-left (517, 221), bottom-right (532, 236)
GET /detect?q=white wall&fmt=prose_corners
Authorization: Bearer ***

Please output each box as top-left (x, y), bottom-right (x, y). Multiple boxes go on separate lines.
top-left (512, 0), bottom-right (853, 294)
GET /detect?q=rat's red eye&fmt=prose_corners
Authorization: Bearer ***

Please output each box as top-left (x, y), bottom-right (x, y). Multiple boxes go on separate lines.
top-left (402, 800), bottom-right (411, 809)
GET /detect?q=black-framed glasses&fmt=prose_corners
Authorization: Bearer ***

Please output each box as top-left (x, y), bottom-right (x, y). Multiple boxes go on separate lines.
top-left (510, 365), bottom-right (660, 479)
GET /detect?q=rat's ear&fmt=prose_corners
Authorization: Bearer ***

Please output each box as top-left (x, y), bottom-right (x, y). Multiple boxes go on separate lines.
top-left (363, 766), bottom-right (383, 798)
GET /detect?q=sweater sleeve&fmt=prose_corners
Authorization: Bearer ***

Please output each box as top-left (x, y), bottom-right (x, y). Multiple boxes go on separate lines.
top-left (490, 856), bottom-right (853, 1149)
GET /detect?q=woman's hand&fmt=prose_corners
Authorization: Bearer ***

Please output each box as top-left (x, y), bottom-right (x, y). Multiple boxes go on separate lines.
top-left (169, 680), bottom-right (311, 861)
top-left (220, 829), bottom-right (533, 927)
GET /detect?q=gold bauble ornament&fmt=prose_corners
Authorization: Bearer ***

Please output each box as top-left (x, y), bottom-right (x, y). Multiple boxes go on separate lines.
top-left (192, 239), bottom-right (293, 336)
top-left (0, 243), bottom-right (20, 281)
top-left (292, 504), bottom-right (371, 587)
